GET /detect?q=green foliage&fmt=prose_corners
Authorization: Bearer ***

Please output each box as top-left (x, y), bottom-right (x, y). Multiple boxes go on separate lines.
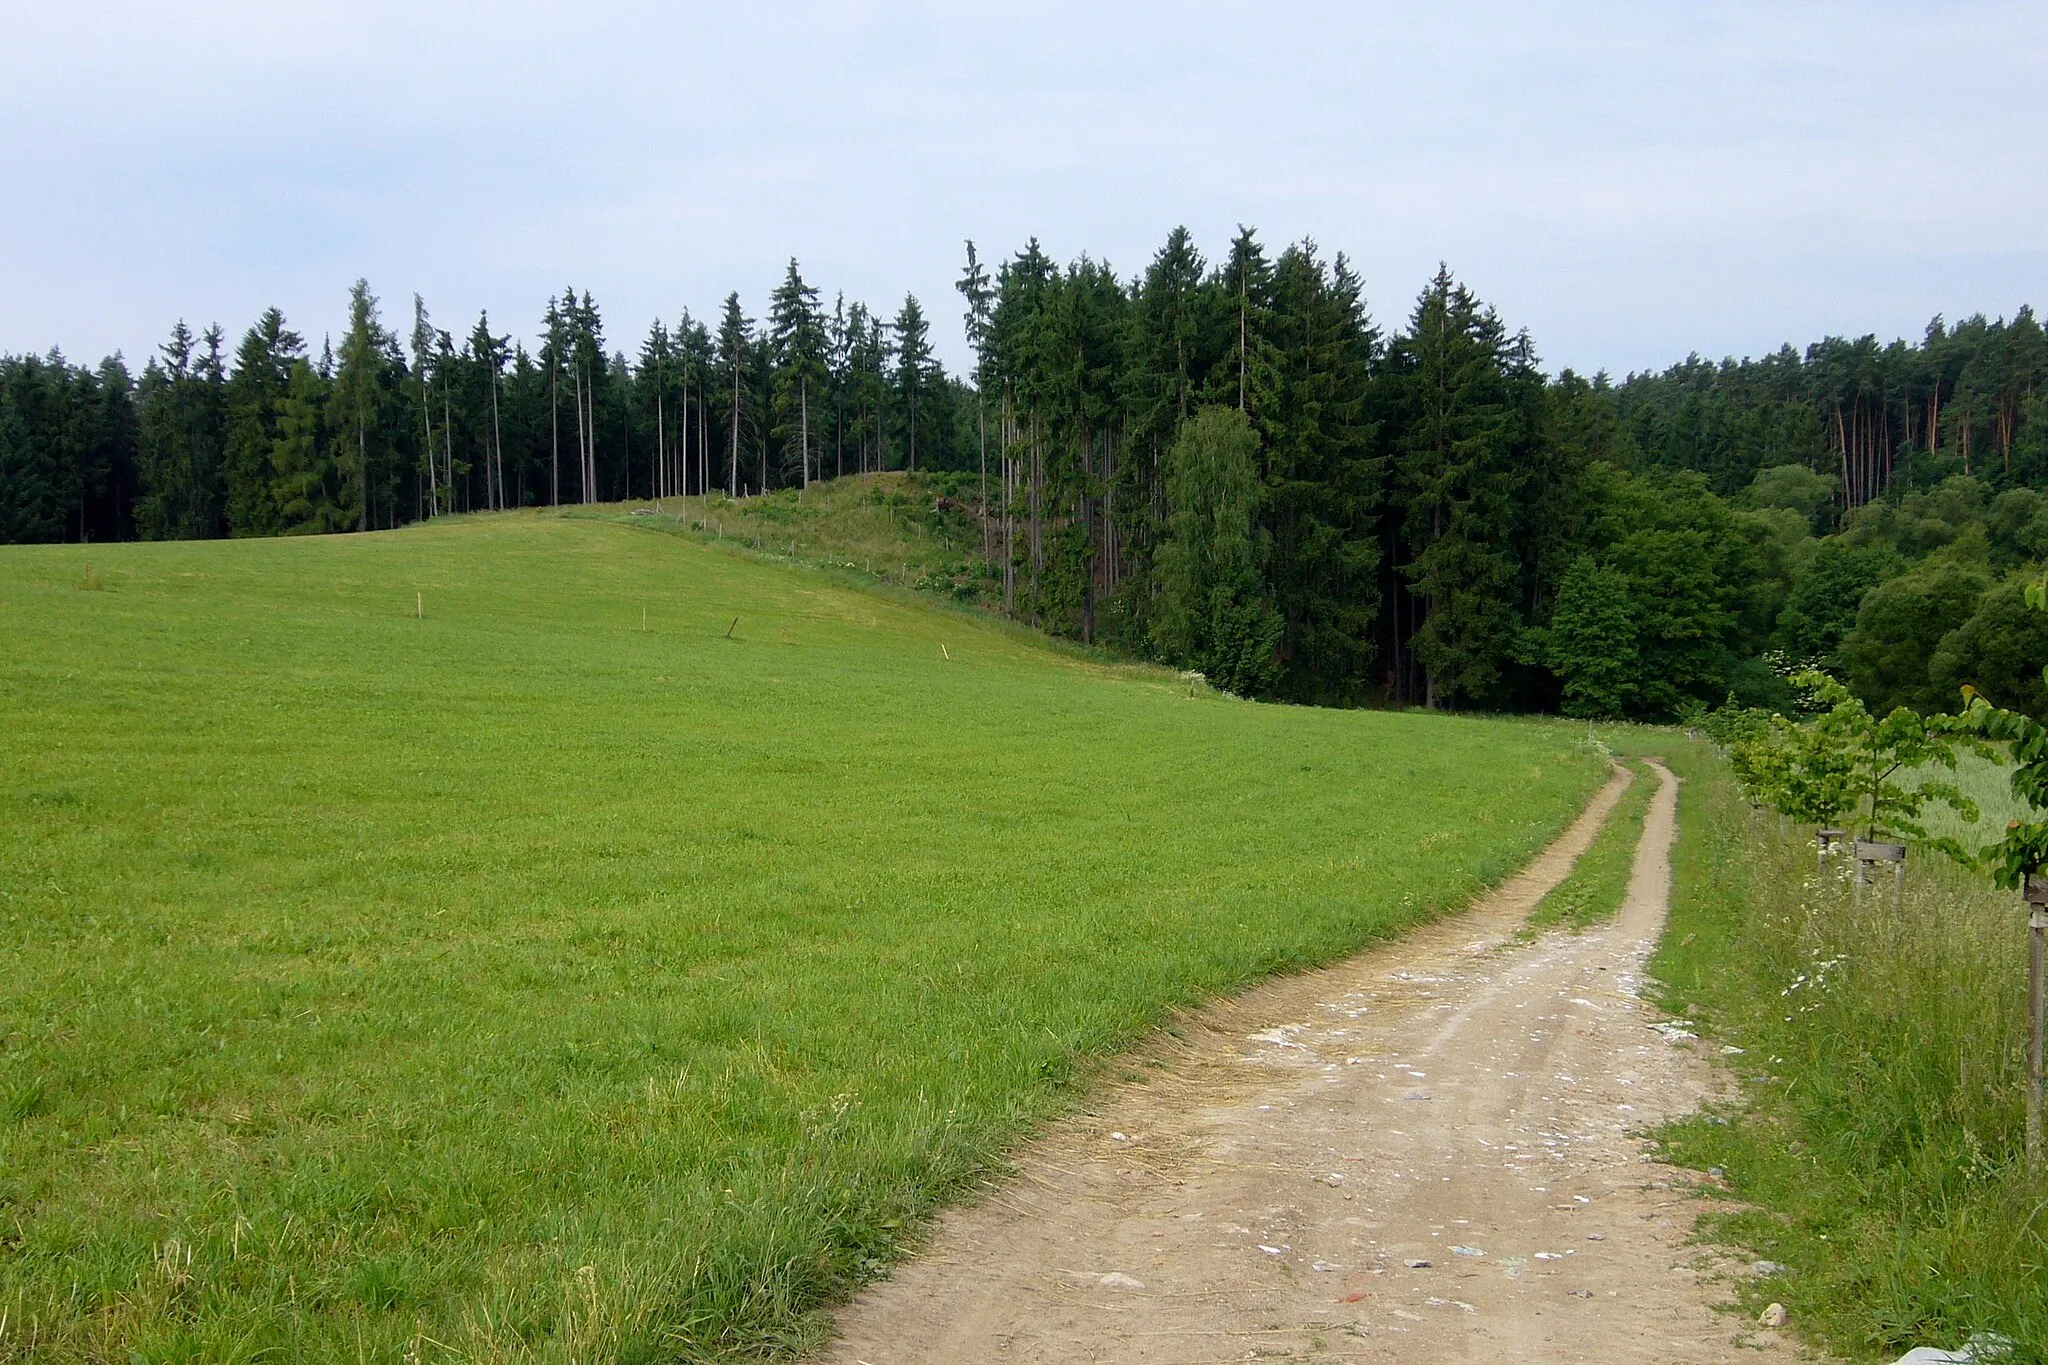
top-left (5, 249), bottom-right (2045, 730)
top-left (1151, 406), bottom-right (1283, 695)
top-left (1725, 706), bottom-right (1855, 827)
top-left (1544, 556), bottom-right (1636, 718)
top-left (1736, 462), bottom-right (1837, 533)
top-left (1631, 734), bottom-right (2048, 1361)
top-left (135, 321), bottom-right (227, 540)
top-left (1788, 670), bottom-right (1981, 847)
top-left (222, 307), bottom-right (301, 538)
top-left (1842, 558), bottom-right (1993, 716)
top-left (1957, 572), bottom-right (2048, 889)
top-left (0, 515), bottom-right (1605, 1359)
top-left (1387, 266), bottom-right (1544, 707)
top-left (1774, 538), bottom-right (1901, 669)
top-left (1932, 577), bottom-right (2048, 720)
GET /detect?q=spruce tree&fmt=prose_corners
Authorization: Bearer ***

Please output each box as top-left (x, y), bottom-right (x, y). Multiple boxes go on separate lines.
top-left (223, 308), bottom-right (302, 537)
top-left (768, 260), bottom-right (828, 488)
top-left (329, 280), bottom-right (397, 532)
top-left (715, 293), bottom-right (754, 495)
top-left (1386, 266), bottom-right (1529, 708)
top-left (892, 294), bottom-right (935, 471)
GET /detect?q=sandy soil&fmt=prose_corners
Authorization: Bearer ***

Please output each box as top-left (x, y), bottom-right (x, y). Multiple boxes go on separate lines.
top-left (824, 761), bottom-right (1808, 1363)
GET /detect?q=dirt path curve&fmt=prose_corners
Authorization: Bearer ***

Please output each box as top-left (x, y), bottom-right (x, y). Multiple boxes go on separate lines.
top-left (825, 760), bottom-right (1801, 1363)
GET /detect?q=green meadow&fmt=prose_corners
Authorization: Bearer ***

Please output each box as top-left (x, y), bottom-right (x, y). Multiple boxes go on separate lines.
top-left (0, 510), bottom-right (1603, 1361)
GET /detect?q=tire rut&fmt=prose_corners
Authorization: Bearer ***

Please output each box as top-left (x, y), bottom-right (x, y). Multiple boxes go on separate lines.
top-left (825, 760), bottom-right (1803, 1363)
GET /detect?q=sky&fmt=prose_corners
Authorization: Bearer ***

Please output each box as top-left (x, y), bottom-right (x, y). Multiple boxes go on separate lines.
top-left (3, 1), bottom-right (2043, 379)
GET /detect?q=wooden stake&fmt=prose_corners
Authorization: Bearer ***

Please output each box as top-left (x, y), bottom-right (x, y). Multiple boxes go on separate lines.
top-left (416, 592), bottom-right (422, 619)
top-left (724, 617), bottom-right (738, 639)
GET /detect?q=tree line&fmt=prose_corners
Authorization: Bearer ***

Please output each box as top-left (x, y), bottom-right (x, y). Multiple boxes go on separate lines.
top-left (3, 228), bottom-right (2042, 719)
top-left (0, 268), bottom-right (971, 546)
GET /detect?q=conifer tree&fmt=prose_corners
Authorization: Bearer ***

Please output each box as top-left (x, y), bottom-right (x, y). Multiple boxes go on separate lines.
top-left (715, 293), bottom-right (754, 496)
top-left (1387, 266), bottom-right (1529, 708)
top-left (271, 357), bottom-right (341, 532)
top-left (768, 260), bottom-right (828, 488)
top-left (136, 321), bottom-right (227, 540)
top-left (223, 308), bottom-right (301, 537)
top-left (329, 280), bottom-right (398, 532)
top-left (893, 294), bottom-right (935, 471)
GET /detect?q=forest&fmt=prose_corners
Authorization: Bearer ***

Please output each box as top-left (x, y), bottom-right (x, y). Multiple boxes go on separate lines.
top-left (4, 228), bottom-right (2044, 720)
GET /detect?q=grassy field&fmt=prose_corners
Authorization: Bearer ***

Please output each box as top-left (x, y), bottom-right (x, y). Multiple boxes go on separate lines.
top-left (590, 471), bottom-right (998, 610)
top-left (1525, 758), bottom-right (1651, 933)
top-left (1617, 732), bottom-right (2047, 1361)
top-left (0, 509), bottom-right (1604, 1362)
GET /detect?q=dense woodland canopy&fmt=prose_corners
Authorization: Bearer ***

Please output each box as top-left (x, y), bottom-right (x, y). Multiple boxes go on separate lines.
top-left (5, 229), bottom-right (2044, 719)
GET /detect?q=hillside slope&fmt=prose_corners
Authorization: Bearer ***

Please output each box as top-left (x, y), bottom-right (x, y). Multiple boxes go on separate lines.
top-left (0, 514), bottom-right (1603, 1361)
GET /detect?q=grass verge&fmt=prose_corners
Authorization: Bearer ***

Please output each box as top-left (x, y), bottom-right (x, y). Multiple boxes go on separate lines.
top-left (0, 516), bottom-right (1604, 1362)
top-left (1525, 759), bottom-right (1651, 933)
top-left (1604, 730), bottom-right (2047, 1362)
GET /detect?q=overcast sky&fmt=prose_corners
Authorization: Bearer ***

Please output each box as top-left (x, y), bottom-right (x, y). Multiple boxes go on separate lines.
top-left (3, 2), bottom-right (2042, 378)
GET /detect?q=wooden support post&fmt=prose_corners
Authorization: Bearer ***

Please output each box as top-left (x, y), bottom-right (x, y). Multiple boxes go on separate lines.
top-left (2026, 874), bottom-right (2048, 1174)
top-left (1818, 827), bottom-right (1846, 873)
top-left (1855, 840), bottom-right (1904, 911)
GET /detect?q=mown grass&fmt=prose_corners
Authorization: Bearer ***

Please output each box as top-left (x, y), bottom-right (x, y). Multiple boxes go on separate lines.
top-left (0, 512), bottom-right (1605, 1362)
top-left (1525, 759), bottom-right (1651, 933)
top-left (1613, 732), bottom-right (2047, 1362)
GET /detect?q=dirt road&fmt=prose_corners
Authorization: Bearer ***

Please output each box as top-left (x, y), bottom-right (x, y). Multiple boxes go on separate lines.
top-left (825, 761), bottom-right (1802, 1363)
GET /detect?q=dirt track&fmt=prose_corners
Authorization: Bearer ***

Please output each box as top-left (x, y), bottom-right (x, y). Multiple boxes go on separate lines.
top-left (825, 761), bottom-right (1804, 1363)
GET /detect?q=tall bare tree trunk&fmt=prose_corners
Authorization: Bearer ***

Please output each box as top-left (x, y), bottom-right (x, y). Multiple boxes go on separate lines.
top-left (421, 372), bottom-right (437, 516)
top-left (490, 362), bottom-right (504, 511)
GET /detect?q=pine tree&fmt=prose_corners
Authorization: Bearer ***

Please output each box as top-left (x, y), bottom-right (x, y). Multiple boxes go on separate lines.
top-left (1387, 266), bottom-right (1529, 708)
top-left (715, 293), bottom-right (754, 496)
top-left (135, 320), bottom-right (227, 540)
top-left (329, 280), bottom-right (397, 532)
top-left (223, 308), bottom-right (301, 537)
top-left (768, 260), bottom-right (828, 489)
top-left (1259, 243), bottom-right (1382, 700)
top-left (957, 242), bottom-right (997, 548)
top-left (893, 294), bottom-right (935, 471)
top-left (271, 358), bottom-right (341, 532)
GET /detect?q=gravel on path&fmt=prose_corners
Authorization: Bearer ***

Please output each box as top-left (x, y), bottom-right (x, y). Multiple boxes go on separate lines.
top-left (826, 760), bottom-right (1806, 1364)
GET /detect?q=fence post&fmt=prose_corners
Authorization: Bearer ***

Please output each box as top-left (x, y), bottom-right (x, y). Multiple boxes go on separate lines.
top-left (1855, 840), bottom-right (1904, 912)
top-left (1818, 827), bottom-right (1846, 874)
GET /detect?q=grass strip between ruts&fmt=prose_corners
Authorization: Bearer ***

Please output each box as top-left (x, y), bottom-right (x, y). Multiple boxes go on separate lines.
top-left (1525, 759), bottom-right (1652, 933)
